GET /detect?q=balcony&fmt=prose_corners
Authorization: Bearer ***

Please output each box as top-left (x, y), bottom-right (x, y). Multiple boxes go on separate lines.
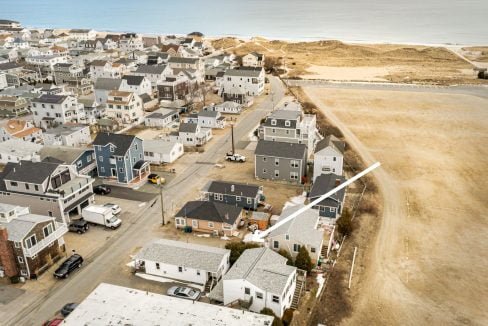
top-left (24, 223), bottom-right (68, 257)
top-left (56, 177), bottom-right (94, 197)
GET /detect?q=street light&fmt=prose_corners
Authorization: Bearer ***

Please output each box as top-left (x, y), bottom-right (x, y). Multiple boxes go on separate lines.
top-left (158, 178), bottom-right (165, 226)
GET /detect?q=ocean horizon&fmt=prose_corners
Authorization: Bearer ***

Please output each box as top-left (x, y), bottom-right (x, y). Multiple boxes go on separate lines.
top-left (2, 0), bottom-right (488, 46)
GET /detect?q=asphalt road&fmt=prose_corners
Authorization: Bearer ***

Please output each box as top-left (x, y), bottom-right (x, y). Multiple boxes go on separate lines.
top-left (6, 76), bottom-right (285, 326)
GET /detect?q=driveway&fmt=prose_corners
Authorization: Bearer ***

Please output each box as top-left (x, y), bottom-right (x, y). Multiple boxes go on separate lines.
top-left (98, 185), bottom-right (158, 202)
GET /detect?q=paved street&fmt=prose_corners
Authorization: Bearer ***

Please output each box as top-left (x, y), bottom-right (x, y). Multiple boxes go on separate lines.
top-left (3, 76), bottom-right (285, 325)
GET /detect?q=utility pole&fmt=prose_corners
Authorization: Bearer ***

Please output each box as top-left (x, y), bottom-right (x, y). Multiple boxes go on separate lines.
top-left (159, 179), bottom-right (165, 226)
top-left (231, 123), bottom-right (235, 155)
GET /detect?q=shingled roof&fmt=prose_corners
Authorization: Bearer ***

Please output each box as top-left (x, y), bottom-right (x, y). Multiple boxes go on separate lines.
top-left (175, 201), bottom-right (241, 225)
top-left (93, 133), bottom-right (137, 156)
top-left (255, 140), bottom-right (306, 159)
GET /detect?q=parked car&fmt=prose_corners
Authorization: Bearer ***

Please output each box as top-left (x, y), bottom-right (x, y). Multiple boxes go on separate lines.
top-left (54, 254), bottom-right (84, 279)
top-left (68, 219), bottom-right (89, 234)
top-left (148, 173), bottom-right (165, 184)
top-left (226, 152), bottom-right (246, 162)
top-left (42, 319), bottom-right (64, 326)
top-left (166, 286), bottom-right (201, 301)
top-left (60, 303), bottom-right (78, 317)
top-left (103, 203), bottom-right (121, 215)
top-left (93, 184), bottom-right (111, 195)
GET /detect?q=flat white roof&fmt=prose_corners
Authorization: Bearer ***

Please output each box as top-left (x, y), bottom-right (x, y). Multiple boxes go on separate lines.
top-left (63, 283), bottom-right (273, 326)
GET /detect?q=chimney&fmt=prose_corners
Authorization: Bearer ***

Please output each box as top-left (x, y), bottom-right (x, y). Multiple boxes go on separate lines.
top-left (0, 227), bottom-right (19, 278)
top-left (225, 213), bottom-right (229, 220)
top-left (335, 179), bottom-right (341, 187)
top-left (230, 185), bottom-right (235, 192)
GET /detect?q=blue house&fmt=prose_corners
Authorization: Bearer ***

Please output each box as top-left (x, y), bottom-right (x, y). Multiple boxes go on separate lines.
top-left (201, 180), bottom-right (264, 210)
top-left (93, 133), bottom-right (150, 184)
top-left (40, 146), bottom-right (97, 176)
top-left (309, 174), bottom-right (347, 220)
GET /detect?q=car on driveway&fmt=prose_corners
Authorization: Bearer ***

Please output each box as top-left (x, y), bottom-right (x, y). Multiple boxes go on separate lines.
top-left (93, 184), bottom-right (111, 195)
top-left (68, 219), bottom-right (89, 234)
top-left (226, 152), bottom-right (246, 162)
top-left (54, 254), bottom-right (83, 279)
top-left (60, 303), bottom-right (78, 317)
top-left (166, 286), bottom-right (201, 301)
top-left (103, 203), bottom-right (121, 215)
top-left (148, 173), bottom-right (165, 184)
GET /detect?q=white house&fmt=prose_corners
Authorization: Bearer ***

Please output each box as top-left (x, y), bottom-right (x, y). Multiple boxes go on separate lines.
top-left (209, 247), bottom-right (297, 318)
top-left (144, 108), bottom-right (179, 128)
top-left (90, 60), bottom-right (127, 80)
top-left (105, 91), bottom-right (144, 124)
top-left (120, 75), bottom-right (152, 96)
top-left (134, 239), bottom-right (230, 286)
top-left (43, 124), bottom-right (91, 147)
top-left (221, 68), bottom-right (265, 97)
top-left (0, 139), bottom-right (43, 164)
top-left (69, 29), bottom-right (97, 41)
top-left (133, 65), bottom-right (172, 87)
top-left (242, 52), bottom-right (265, 67)
top-left (0, 120), bottom-right (43, 143)
top-left (313, 135), bottom-right (345, 180)
top-left (93, 78), bottom-right (127, 104)
top-left (30, 94), bottom-right (84, 128)
top-left (143, 140), bottom-right (184, 164)
top-left (169, 123), bottom-right (212, 147)
top-left (184, 110), bottom-right (226, 129)
top-left (25, 55), bottom-right (68, 69)
top-left (206, 101), bottom-right (243, 115)
top-left (118, 36), bottom-right (144, 52)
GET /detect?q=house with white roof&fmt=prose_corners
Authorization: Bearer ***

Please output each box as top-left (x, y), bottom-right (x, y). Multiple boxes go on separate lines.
top-left (63, 283), bottom-right (273, 326)
top-left (43, 124), bottom-right (91, 147)
top-left (144, 108), bottom-right (179, 128)
top-left (207, 101), bottom-right (243, 114)
top-left (169, 122), bottom-right (212, 146)
top-left (134, 239), bottom-right (230, 287)
top-left (69, 29), bottom-right (97, 41)
top-left (143, 140), bottom-right (183, 164)
top-left (0, 139), bottom-right (43, 164)
top-left (209, 247), bottom-right (298, 318)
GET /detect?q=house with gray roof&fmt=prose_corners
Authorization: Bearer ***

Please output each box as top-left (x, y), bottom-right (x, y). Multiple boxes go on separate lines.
top-left (313, 135), bottom-right (345, 180)
top-left (143, 139), bottom-right (183, 164)
top-left (184, 109), bottom-right (226, 129)
top-left (174, 201), bottom-right (242, 237)
top-left (243, 52), bottom-right (265, 67)
top-left (309, 173), bottom-right (347, 221)
top-left (43, 124), bottom-right (91, 147)
top-left (134, 239), bottom-right (230, 287)
top-left (133, 64), bottom-right (171, 86)
top-left (0, 138), bottom-right (43, 164)
top-left (93, 77), bottom-right (127, 104)
top-left (208, 247), bottom-right (297, 318)
top-left (268, 204), bottom-right (325, 265)
top-left (0, 205), bottom-right (67, 280)
top-left (40, 146), bottom-right (96, 176)
top-left (254, 140), bottom-right (307, 184)
top-left (220, 67), bottom-right (264, 98)
top-left (168, 122), bottom-right (212, 146)
top-left (201, 180), bottom-right (264, 210)
top-left (144, 108), bottom-right (179, 127)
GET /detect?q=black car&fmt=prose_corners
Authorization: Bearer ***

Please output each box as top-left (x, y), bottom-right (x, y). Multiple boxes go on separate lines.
top-left (93, 184), bottom-right (111, 195)
top-left (60, 303), bottom-right (78, 317)
top-left (68, 219), bottom-right (89, 234)
top-left (54, 254), bottom-right (83, 279)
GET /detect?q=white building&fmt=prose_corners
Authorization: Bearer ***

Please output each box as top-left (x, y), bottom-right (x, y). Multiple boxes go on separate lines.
top-left (134, 239), bottom-right (230, 286)
top-left (69, 29), bottom-right (97, 41)
top-left (63, 283), bottom-right (274, 326)
top-left (118, 36), bottom-right (144, 52)
top-left (105, 91), bottom-right (144, 124)
top-left (243, 52), bottom-right (265, 67)
top-left (93, 78), bottom-right (127, 104)
top-left (209, 247), bottom-right (297, 318)
top-left (120, 75), bottom-right (152, 96)
top-left (313, 135), bottom-right (345, 180)
top-left (207, 101), bottom-right (243, 115)
top-left (43, 124), bottom-right (91, 147)
top-left (133, 64), bottom-right (172, 87)
top-left (143, 140), bottom-right (183, 164)
top-left (0, 139), bottom-right (43, 164)
top-left (90, 60), bottom-right (127, 80)
top-left (30, 94), bottom-right (84, 128)
top-left (144, 108), bottom-right (179, 128)
top-left (25, 55), bottom-right (68, 69)
top-left (184, 110), bottom-right (226, 129)
top-left (0, 120), bottom-right (43, 143)
top-left (169, 123), bottom-right (212, 147)
top-left (221, 68), bottom-right (265, 97)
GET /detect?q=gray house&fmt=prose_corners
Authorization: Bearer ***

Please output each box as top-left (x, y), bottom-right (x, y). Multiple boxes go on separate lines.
top-left (39, 146), bottom-right (97, 176)
top-left (254, 140), bottom-right (307, 184)
top-left (309, 173), bottom-right (347, 220)
top-left (93, 133), bottom-right (150, 185)
top-left (201, 181), bottom-right (264, 210)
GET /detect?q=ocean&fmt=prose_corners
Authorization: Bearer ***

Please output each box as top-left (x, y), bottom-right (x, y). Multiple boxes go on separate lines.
top-left (2, 0), bottom-right (487, 45)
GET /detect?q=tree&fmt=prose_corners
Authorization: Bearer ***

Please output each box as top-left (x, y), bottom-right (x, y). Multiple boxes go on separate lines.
top-left (260, 308), bottom-right (284, 326)
top-left (277, 249), bottom-right (294, 266)
top-left (264, 56), bottom-right (282, 72)
top-left (336, 208), bottom-right (353, 237)
top-left (294, 246), bottom-right (313, 273)
top-left (225, 241), bottom-right (261, 266)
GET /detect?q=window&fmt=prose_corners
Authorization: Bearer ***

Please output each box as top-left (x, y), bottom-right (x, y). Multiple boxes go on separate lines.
top-left (178, 266), bottom-right (183, 272)
top-left (285, 120), bottom-right (290, 127)
top-left (192, 220), bottom-right (198, 228)
top-left (236, 196), bottom-right (241, 202)
top-left (247, 198), bottom-right (252, 204)
top-left (263, 169), bottom-right (267, 174)
top-left (290, 172), bottom-right (299, 180)
top-left (10, 181), bottom-right (18, 187)
top-left (290, 160), bottom-right (299, 168)
top-left (274, 158), bottom-right (279, 166)
top-left (272, 295), bottom-right (280, 303)
top-left (244, 287), bottom-right (250, 295)
top-left (214, 193), bottom-right (223, 201)
top-left (271, 119), bottom-right (277, 126)
top-left (86, 155), bottom-right (91, 162)
top-left (274, 170), bottom-right (279, 177)
top-left (99, 156), bottom-right (103, 162)
top-left (197, 270), bottom-right (201, 275)
top-left (273, 240), bottom-right (279, 249)
top-left (256, 292), bottom-right (263, 299)
top-left (333, 157), bottom-right (336, 161)
top-left (272, 128), bottom-right (276, 133)
top-left (293, 244), bottom-right (301, 252)
top-left (100, 167), bottom-right (105, 173)
top-left (285, 234), bottom-right (289, 240)
top-left (156, 262), bottom-right (160, 269)
top-left (77, 160), bottom-right (82, 168)
top-left (118, 157), bottom-right (123, 161)
top-left (14, 242), bottom-right (21, 248)
top-left (48, 211), bottom-right (53, 217)
top-left (208, 222), bottom-right (214, 228)
top-left (25, 235), bottom-right (37, 249)
top-left (18, 256), bottom-right (24, 264)
top-left (311, 247), bottom-right (316, 253)
top-left (119, 168), bottom-right (123, 173)
top-left (43, 223), bottom-right (54, 237)
top-left (330, 207), bottom-right (336, 212)
top-left (34, 185), bottom-right (39, 191)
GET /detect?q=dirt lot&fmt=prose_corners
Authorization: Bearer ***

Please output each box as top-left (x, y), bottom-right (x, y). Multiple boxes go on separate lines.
top-left (212, 37), bottom-right (487, 84)
top-left (303, 87), bottom-right (488, 325)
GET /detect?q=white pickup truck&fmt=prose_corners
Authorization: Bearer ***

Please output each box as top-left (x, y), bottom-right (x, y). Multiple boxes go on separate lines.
top-left (82, 205), bottom-right (122, 230)
top-left (226, 152), bottom-right (246, 162)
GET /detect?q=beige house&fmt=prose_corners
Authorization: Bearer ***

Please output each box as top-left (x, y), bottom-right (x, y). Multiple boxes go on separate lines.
top-left (174, 201), bottom-right (242, 236)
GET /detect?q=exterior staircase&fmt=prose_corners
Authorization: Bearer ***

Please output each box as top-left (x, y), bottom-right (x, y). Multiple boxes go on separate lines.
top-left (291, 269), bottom-right (307, 309)
top-left (204, 278), bottom-right (214, 292)
top-left (321, 244), bottom-right (329, 259)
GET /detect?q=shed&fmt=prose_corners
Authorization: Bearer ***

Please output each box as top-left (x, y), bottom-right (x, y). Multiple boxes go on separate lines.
top-left (249, 211), bottom-right (270, 231)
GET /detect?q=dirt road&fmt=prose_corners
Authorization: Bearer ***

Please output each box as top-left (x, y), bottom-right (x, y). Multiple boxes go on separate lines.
top-left (304, 87), bottom-right (488, 325)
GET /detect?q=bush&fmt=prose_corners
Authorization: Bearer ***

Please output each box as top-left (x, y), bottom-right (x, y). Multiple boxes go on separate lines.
top-left (336, 208), bottom-right (353, 237)
top-left (277, 249), bottom-right (294, 266)
top-left (282, 308), bottom-right (294, 326)
top-left (260, 308), bottom-right (284, 326)
top-left (225, 241), bottom-right (261, 266)
top-left (358, 199), bottom-right (379, 215)
top-left (10, 275), bottom-right (20, 284)
top-left (294, 246), bottom-right (313, 273)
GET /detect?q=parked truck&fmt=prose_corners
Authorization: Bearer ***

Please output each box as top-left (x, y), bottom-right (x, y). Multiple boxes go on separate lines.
top-left (81, 205), bottom-right (122, 229)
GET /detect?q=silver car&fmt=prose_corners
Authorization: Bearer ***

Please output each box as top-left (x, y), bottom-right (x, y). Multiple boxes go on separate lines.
top-left (103, 203), bottom-right (121, 215)
top-left (166, 286), bottom-right (201, 301)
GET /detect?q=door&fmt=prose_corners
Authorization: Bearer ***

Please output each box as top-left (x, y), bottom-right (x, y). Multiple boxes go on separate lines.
top-left (111, 168), bottom-right (117, 177)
